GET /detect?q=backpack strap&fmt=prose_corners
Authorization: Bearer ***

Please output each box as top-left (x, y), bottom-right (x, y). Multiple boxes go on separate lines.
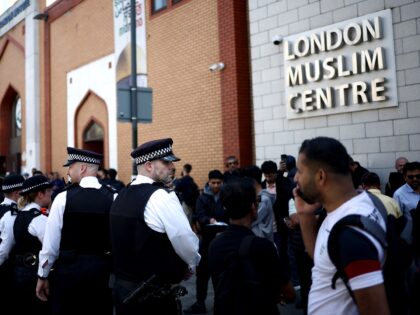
top-left (366, 191), bottom-right (388, 222)
top-left (328, 213), bottom-right (387, 302)
top-left (367, 190), bottom-right (412, 245)
top-left (10, 203), bottom-right (19, 216)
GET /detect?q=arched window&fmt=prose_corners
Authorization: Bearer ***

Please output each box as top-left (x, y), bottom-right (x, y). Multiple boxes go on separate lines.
top-left (12, 96), bottom-right (21, 137)
top-left (83, 121), bottom-right (103, 142)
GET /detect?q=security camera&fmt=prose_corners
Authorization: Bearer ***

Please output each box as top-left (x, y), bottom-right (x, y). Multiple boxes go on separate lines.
top-left (209, 62), bottom-right (225, 72)
top-left (272, 35), bottom-right (282, 45)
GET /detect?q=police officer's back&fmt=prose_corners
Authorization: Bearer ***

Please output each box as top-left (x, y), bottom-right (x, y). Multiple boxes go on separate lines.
top-left (13, 175), bottom-right (53, 315)
top-left (36, 148), bottom-right (116, 315)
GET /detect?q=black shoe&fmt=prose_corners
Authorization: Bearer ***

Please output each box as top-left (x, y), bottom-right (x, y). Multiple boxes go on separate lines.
top-left (183, 302), bottom-right (207, 314)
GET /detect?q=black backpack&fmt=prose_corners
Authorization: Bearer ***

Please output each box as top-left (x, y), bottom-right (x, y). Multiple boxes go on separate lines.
top-left (327, 192), bottom-right (413, 315)
top-left (214, 235), bottom-right (271, 315)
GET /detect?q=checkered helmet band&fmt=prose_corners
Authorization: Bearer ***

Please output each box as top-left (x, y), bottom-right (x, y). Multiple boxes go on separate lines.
top-left (21, 181), bottom-right (51, 194)
top-left (134, 145), bottom-right (172, 165)
top-left (2, 182), bottom-right (23, 191)
top-left (68, 154), bottom-right (102, 165)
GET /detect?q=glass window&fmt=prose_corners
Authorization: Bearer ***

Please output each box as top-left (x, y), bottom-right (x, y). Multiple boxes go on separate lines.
top-left (12, 96), bottom-right (21, 137)
top-left (84, 122), bottom-right (104, 142)
top-left (0, 0), bottom-right (18, 15)
top-left (151, 0), bottom-right (183, 15)
top-left (152, 0), bottom-right (167, 13)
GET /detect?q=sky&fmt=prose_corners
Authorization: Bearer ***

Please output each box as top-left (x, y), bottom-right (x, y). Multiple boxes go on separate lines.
top-left (0, 0), bottom-right (18, 16)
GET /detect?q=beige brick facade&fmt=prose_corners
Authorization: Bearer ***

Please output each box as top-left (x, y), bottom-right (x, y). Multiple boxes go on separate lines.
top-left (47, 0), bottom-right (114, 178)
top-left (140, 0), bottom-right (224, 187)
top-left (0, 0), bottom-right (254, 188)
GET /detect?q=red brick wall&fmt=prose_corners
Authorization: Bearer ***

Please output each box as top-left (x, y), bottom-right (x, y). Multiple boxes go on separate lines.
top-left (47, 0), bottom-right (114, 177)
top-left (218, 0), bottom-right (253, 169)
top-left (140, 0), bottom-right (224, 187)
top-left (34, 0), bottom-right (253, 186)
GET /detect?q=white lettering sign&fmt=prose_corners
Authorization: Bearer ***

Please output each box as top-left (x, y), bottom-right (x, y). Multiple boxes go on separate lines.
top-left (284, 9), bottom-right (397, 119)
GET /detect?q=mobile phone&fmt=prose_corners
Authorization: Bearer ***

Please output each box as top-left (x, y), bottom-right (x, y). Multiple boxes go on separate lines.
top-left (280, 154), bottom-right (287, 162)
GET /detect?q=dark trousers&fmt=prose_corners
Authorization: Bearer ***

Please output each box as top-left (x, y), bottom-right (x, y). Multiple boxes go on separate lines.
top-left (113, 277), bottom-right (180, 315)
top-left (195, 235), bottom-right (214, 304)
top-left (49, 255), bottom-right (112, 315)
top-left (0, 261), bottom-right (16, 315)
top-left (290, 229), bottom-right (313, 315)
top-left (411, 269), bottom-right (420, 314)
top-left (274, 231), bottom-right (291, 281)
top-left (14, 264), bottom-right (50, 315)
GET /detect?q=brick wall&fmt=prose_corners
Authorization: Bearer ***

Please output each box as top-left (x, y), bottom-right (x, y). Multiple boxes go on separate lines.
top-left (48, 0), bottom-right (114, 177)
top-left (0, 22), bottom-right (25, 159)
top-left (141, 0), bottom-right (224, 187)
top-left (249, 0), bottom-right (420, 184)
top-left (218, 0), bottom-right (254, 168)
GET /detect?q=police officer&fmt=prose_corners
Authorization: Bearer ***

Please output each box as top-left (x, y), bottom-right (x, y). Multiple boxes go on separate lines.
top-left (0, 174), bottom-right (25, 313)
top-left (110, 138), bottom-right (201, 315)
top-left (0, 174), bottom-right (25, 264)
top-left (36, 147), bottom-right (116, 315)
top-left (13, 175), bottom-right (53, 315)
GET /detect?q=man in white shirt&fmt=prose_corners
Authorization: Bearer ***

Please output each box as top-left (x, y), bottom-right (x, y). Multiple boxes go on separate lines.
top-left (294, 137), bottom-right (390, 315)
top-left (393, 162), bottom-right (420, 219)
top-left (110, 138), bottom-right (200, 315)
top-left (36, 147), bottom-right (116, 315)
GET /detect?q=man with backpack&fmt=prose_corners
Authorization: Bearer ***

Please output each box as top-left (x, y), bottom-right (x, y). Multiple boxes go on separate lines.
top-left (294, 137), bottom-right (391, 315)
top-left (208, 178), bottom-right (294, 315)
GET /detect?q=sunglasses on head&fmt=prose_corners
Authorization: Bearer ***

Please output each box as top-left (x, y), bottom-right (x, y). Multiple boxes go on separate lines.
top-left (407, 174), bottom-right (420, 180)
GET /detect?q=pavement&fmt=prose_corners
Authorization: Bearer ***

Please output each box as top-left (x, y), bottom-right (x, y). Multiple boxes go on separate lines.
top-left (179, 276), bottom-right (304, 315)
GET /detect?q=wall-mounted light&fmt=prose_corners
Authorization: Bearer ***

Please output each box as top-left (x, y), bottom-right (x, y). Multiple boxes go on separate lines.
top-left (33, 13), bottom-right (49, 21)
top-left (272, 35), bottom-right (282, 45)
top-left (209, 62), bottom-right (225, 72)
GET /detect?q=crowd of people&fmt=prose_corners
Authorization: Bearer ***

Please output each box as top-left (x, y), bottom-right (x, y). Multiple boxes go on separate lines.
top-left (0, 137), bottom-right (418, 315)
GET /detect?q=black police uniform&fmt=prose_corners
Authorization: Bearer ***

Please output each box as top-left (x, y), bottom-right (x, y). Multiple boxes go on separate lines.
top-left (0, 203), bottom-right (19, 314)
top-left (13, 208), bottom-right (48, 315)
top-left (0, 174), bottom-right (25, 314)
top-left (12, 175), bottom-right (52, 315)
top-left (111, 184), bottom-right (187, 315)
top-left (37, 147), bottom-right (115, 315)
top-left (110, 138), bottom-right (200, 315)
top-left (48, 183), bottom-right (115, 315)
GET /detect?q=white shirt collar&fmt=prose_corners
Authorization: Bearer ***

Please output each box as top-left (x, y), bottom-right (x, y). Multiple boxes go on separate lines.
top-left (132, 174), bottom-right (154, 185)
top-left (1, 197), bottom-right (16, 205)
top-left (79, 176), bottom-right (102, 188)
top-left (22, 202), bottom-right (41, 212)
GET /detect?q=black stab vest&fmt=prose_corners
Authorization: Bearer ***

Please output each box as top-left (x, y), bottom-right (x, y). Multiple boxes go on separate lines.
top-left (110, 183), bottom-right (187, 284)
top-left (59, 184), bottom-right (114, 254)
top-left (0, 203), bottom-right (18, 221)
top-left (12, 208), bottom-right (43, 256)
